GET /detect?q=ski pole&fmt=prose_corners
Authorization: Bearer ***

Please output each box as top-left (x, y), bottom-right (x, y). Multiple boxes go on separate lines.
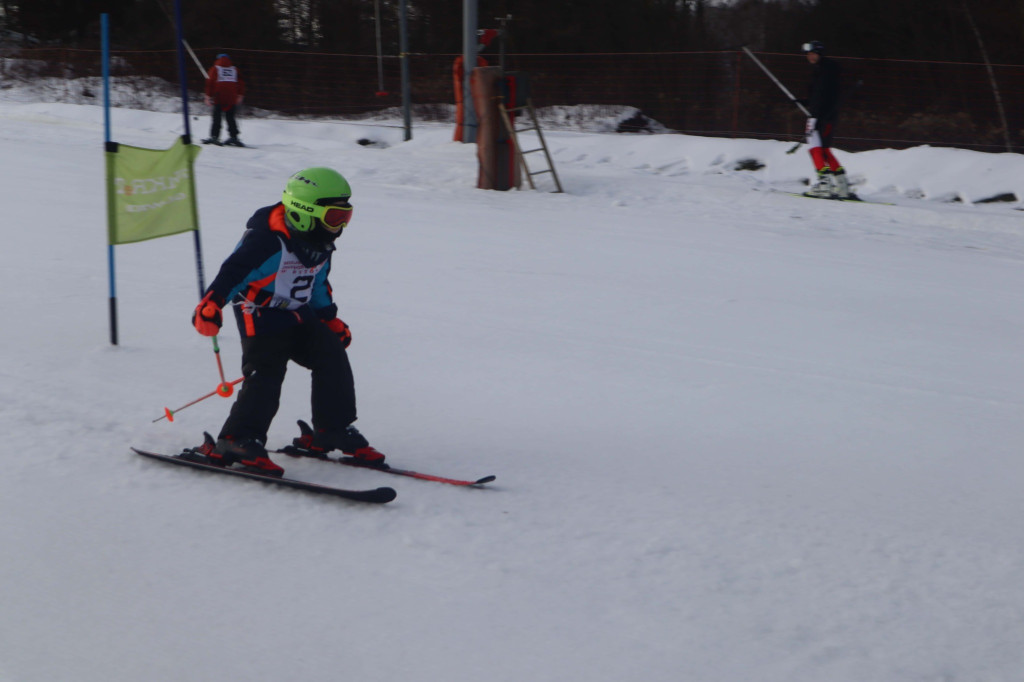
top-left (741, 47), bottom-right (810, 152)
top-left (210, 334), bottom-right (234, 398)
top-left (154, 376), bottom-right (244, 423)
top-left (742, 47), bottom-right (810, 116)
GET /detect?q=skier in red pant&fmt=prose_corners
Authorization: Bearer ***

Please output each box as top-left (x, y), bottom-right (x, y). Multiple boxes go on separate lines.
top-left (800, 41), bottom-right (856, 200)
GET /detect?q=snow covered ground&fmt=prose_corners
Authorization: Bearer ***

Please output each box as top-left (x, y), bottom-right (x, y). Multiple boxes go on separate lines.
top-left (1, 88), bottom-right (1023, 682)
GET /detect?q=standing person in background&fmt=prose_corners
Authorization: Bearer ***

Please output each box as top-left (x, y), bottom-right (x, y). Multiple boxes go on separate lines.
top-left (202, 53), bottom-right (245, 147)
top-left (800, 41), bottom-right (856, 200)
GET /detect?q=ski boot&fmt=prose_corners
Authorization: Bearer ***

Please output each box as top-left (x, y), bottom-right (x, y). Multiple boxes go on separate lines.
top-left (803, 169), bottom-right (836, 199)
top-left (182, 433), bottom-right (285, 477)
top-left (830, 168), bottom-right (859, 201)
top-left (201, 137), bottom-right (222, 146)
top-left (223, 137), bottom-right (245, 147)
top-left (291, 420), bottom-right (386, 464)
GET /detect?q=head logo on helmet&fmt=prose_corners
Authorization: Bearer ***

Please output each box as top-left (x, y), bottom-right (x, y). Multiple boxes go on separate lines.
top-left (282, 167), bottom-right (352, 233)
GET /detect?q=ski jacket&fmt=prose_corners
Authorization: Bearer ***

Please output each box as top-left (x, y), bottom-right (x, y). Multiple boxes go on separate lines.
top-left (205, 204), bottom-right (339, 337)
top-left (205, 55), bottom-right (245, 110)
top-left (806, 56), bottom-right (841, 123)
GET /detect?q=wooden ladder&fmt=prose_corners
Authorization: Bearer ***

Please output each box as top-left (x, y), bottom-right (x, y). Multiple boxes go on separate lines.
top-left (497, 98), bottom-right (563, 193)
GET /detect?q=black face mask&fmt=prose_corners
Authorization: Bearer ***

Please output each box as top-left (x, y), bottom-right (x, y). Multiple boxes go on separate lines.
top-left (290, 225), bottom-right (336, 264)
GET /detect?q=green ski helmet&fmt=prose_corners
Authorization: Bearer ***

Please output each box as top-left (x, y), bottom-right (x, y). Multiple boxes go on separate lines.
top-left (281, 167), bottom-right (353, 235)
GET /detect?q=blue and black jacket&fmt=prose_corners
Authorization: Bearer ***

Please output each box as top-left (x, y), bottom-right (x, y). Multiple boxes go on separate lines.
top-left (205, 203), bottom-right (338, 337)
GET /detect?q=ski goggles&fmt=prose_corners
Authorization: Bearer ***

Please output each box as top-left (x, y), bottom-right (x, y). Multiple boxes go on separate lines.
top-left (285, 196), bottom-right (353, 232)
top-left (312, 202), bottom-right (353, 232)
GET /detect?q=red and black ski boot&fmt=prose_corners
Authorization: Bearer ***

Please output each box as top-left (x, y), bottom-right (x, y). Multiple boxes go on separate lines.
top-left (191, 434), bottom-right (285, 477)
top-left (291, 420), bottom-right (386, 465)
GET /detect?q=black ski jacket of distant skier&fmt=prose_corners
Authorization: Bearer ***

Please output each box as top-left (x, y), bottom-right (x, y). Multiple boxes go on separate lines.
top-left (806, 56), bottom-right (842, 124)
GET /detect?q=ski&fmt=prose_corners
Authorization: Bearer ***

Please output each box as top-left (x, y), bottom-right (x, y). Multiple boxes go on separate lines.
top-left (276, 445), bottom-right (496, 486)
top-left (275, 421), bottom-right (494, 487)
top-left (132, 447), bottom-right (397, 504)
top-left (777, 190), bottom-right (895, 205)
top-left (200, 139), bottom-right (252, 148)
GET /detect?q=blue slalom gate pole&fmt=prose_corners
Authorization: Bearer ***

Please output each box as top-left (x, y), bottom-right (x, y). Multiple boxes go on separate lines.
top-left (102, 13), bottom-right (118, 346)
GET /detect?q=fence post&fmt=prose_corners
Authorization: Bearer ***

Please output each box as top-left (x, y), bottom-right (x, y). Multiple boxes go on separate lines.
top-left (732, 50), bottom-right (741, 138)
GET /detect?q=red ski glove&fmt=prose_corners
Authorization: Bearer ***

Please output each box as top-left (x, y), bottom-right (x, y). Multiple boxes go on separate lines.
top-left (192, 292), bottom-right (223, 336)
top-left (325, 317), bottom-right (352, 348)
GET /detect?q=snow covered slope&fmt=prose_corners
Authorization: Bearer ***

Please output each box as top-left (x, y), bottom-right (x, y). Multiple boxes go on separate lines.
top-left (1, 99), bottom-right (1023, 682)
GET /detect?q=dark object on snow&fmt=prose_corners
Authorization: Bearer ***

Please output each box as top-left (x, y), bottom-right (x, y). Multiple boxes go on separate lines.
top-left (616, 111), bottom-right (657, 134)
top-left (733, 158), bottom-right (765, 171)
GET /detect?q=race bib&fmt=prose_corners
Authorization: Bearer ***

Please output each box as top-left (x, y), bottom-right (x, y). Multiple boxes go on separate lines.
top-left (215, 66), bottom-right (238, 83)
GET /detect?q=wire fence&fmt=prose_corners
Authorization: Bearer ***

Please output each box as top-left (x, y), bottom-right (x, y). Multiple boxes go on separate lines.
top-left (4, 46), bottom-right (1024, 153)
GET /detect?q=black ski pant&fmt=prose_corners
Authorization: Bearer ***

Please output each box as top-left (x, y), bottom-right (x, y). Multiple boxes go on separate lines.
top-left (210, 105), bottom-right (240, 140)
top-left (218, 319), bottom-right (356, 444)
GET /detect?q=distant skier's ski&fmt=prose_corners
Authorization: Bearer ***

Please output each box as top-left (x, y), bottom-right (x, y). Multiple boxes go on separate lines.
top-left (275, 422), bottom-right (494, 487)
top-left (132, 447), bottom-right (397, 504)
top-left (778, 190), bottom-right (894, 205)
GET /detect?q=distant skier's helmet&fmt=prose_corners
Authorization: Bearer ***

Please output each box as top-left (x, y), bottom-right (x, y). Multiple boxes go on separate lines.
top-left (801, 40), bottom-right (825, 54)
top-left (282, 167), bottom-right (353, 234)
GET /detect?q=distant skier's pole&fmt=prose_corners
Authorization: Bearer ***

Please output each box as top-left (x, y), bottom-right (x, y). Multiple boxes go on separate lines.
top-left (183, 40), bottom-right (208, 79)
top-left (102, 13), bottom-right (118, 346)
top-left (741, 47), bottom-right (811, 153)
top-left (741, 47), bottom-right (810, 116)
top-left (153, 0), bottom-right (207, 78)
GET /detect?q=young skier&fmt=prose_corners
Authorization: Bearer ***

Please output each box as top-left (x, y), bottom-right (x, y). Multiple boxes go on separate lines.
top-left (189, 167), bottom-right (385, 476)
top-left (800, 41), bottom-right (856, 200)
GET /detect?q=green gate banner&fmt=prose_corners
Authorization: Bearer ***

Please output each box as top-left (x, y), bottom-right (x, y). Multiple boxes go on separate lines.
top-left (105, 137), bottom-right (201, 245)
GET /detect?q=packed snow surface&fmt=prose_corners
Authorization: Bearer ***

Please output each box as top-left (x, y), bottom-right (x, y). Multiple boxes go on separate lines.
top-left (1, 94), bottom-right (1023, 682)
